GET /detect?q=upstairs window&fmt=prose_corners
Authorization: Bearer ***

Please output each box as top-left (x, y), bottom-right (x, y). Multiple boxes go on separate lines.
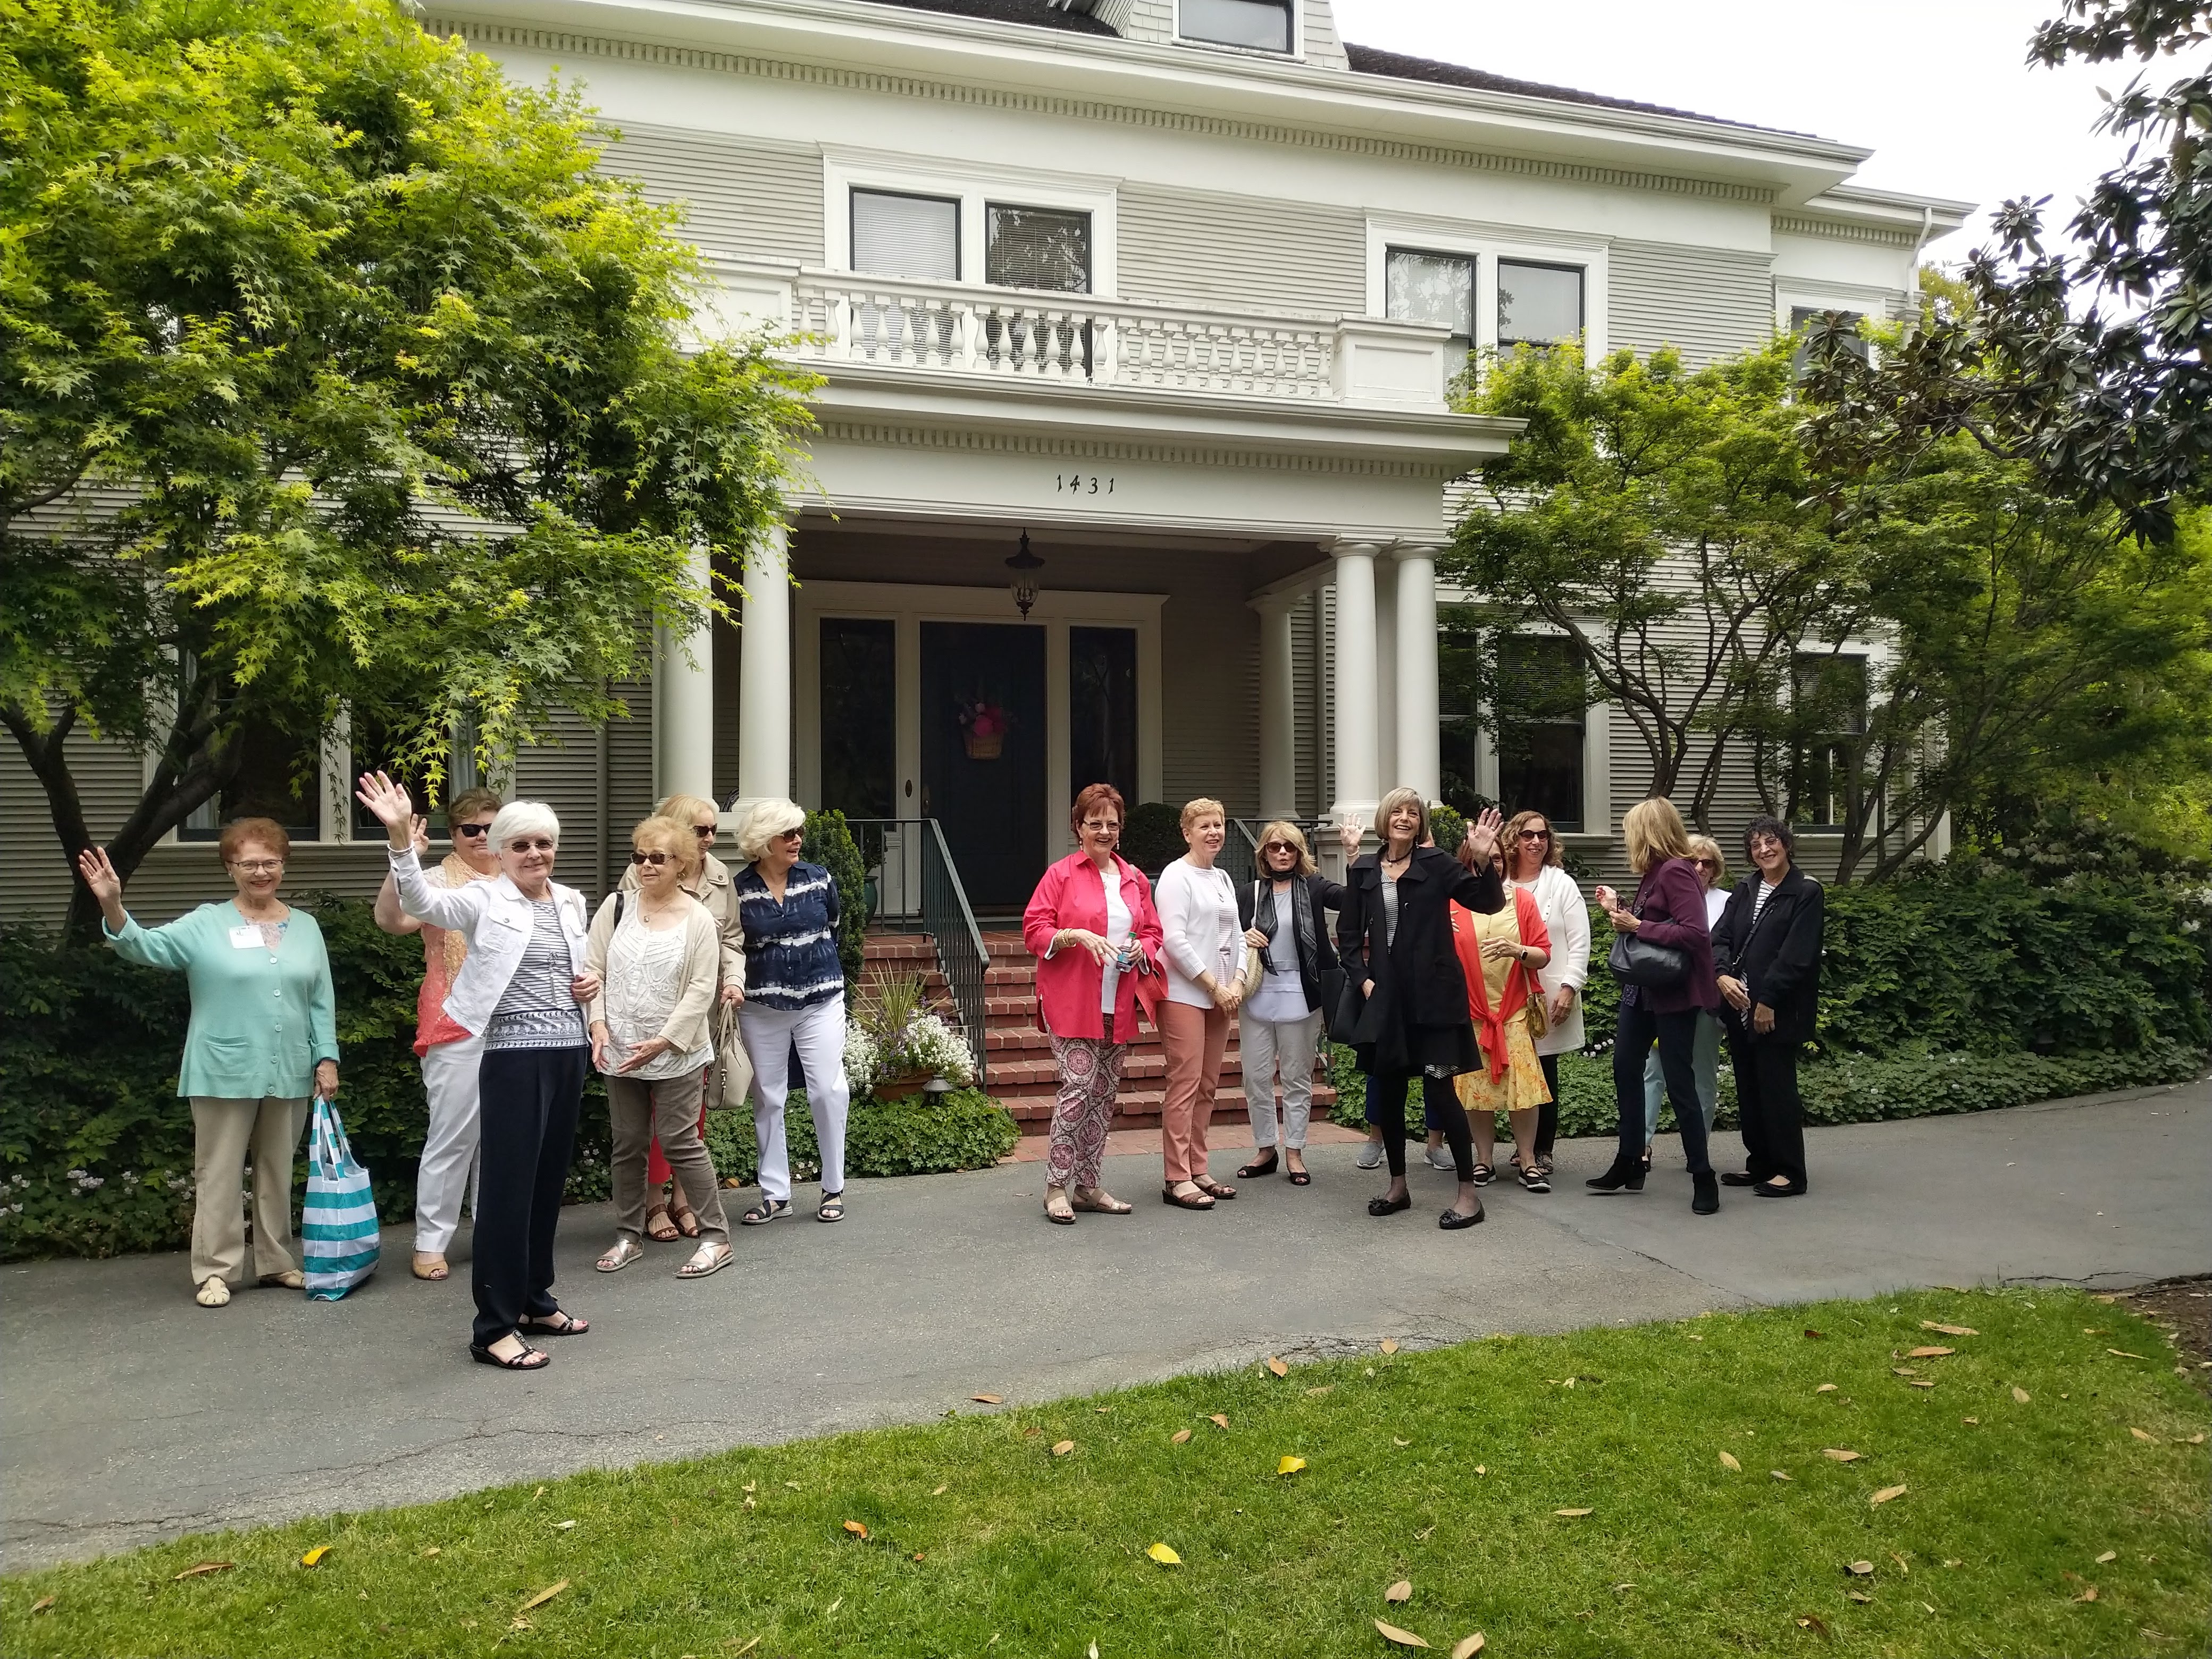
top-left (1497, 260), bottom-right (1585, 351)
top-left (1385, 248), bottom-right (1476, 363)
top-left (851, 189), bottom-right (960, 282)
top-left (986, 205), bottom-right (1091, 294)
top-left (1179, 0), bottom-right (1292, 52)
top-left (1493, 634), bottom-right (1587, 832)
top-left (1790, 651), bottom-right (1867, 827)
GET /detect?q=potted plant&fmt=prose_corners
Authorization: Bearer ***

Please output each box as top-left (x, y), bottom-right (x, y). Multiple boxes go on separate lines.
top-left (847, 972), bottom-right (978, 1100)
top-left (957, 696), bottom-right (1008, 761)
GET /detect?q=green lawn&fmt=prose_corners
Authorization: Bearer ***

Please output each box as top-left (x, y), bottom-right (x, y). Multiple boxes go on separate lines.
top-left (7, 1288), bottom-right (2206, 1658)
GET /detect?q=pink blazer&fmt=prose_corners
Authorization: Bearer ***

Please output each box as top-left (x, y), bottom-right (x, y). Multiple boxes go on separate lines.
top-left (1022, 852), bottom-right (1164, 1041)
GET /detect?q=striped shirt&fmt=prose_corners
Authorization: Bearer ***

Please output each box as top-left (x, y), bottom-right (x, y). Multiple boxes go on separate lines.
top-left (734, 861), bottom-right (844, 1010)
top-left (483, 901), bottom-right (590, 1051)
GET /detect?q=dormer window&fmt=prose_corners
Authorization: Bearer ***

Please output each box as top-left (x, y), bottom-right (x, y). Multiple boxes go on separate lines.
top-left (1179, 0), bottom-right (1293, 53)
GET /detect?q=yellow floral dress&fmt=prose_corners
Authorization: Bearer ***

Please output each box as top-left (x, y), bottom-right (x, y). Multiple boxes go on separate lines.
top-left (1451, 898), bottom-right (1554, 1115)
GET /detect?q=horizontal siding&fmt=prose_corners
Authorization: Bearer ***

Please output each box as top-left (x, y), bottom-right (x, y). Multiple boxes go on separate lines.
top-left (598, 127), bottom-right (824, 265)
top-left (1302, 0), bottom-right (1350, 68)
top-left (1609, 239), bottom-right (1774, 367)
top-left (1118, 184), bottom-right (1365, 315)
top-left (1160, 565), bottom-right (1259, 814)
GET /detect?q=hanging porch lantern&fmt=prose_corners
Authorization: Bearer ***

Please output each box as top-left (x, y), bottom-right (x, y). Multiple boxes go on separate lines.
top-left (1006, 529), bottom-right (1044, 618)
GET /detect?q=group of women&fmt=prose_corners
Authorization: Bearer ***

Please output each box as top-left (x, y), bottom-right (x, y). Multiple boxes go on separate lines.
top-left (79, 767), bottom-right (1822, 1368)
top-left (1021, 786), bottom-right (1824, 1229)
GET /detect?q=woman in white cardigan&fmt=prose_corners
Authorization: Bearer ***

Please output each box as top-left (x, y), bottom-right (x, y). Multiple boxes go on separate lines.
top-left (1153, 798), bottom-right (1248, 1210)
top-left (357, 773), bottom-right (597, 1373)
top-left (1499, 811), bottom-right (1590, 1189)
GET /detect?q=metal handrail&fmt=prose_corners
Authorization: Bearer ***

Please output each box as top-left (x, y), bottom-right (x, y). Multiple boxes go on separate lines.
top-left (842, 817), bottom-right (990, 1092)
top-left (1220, 817), bottom-right (1260, 893)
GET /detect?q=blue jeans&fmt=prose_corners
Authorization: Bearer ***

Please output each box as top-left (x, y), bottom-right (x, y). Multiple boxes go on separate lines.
top-left (1644, 1009), bottom-right (1722, 1138)
top-left (1613, 1000), bottom-right (1712, 1175)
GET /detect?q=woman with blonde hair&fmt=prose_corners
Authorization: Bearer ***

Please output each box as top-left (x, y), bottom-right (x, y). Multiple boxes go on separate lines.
top-left (586, 816), bottom-right (731, 1277)
top-left (620, 792), bottom-right (744, 1241)
top-left (1497, 809), bottom-right (1588, 1187)
top-left (1451, 836), bottom-right (1553, 1188)
top-left (1588, 797), bottom-right (1721, 1213)
top-left (1639, 832), bottom-right (1730, 1170)
top-left (730, 798), bottom-right (851, 1225)
top-left (1154, 798), bottom-right (1246, 1208)
top-left (1233, 820), bottom-right (1346, 1186)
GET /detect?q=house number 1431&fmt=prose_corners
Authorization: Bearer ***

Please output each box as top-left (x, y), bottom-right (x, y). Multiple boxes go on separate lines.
top-left (1055, 474), bottom-right (1115, 495)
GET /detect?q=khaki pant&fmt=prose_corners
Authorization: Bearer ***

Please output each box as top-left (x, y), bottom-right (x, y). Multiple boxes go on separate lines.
top-left (1159, 1001), bottom-right (1230, 1185)
top-left (608, 1066), bottom-right (730, 1244)
top-left (188, 1095), bottom-right (311, 1286)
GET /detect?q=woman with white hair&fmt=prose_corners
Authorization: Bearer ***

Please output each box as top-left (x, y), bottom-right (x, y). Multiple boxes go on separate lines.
top-left (357, 773), bottom-right (598, 1371)
top-left (730, 798), bottom-right (851, 1225)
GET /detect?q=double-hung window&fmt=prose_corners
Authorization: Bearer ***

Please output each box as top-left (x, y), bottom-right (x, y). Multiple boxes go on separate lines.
top-left (851, 189), bottom-right (961, 282)
top-left (985, 204), bottom-right (1091, 294)
top-left (1179, 0), bottom-right (1293, 52)
top-left (1789, 651), bottom-right (1867, 827)
top-left (1493, 635), bottom-right (1588, 831)
top-left (1385, 249), bottom-right (1476, 366)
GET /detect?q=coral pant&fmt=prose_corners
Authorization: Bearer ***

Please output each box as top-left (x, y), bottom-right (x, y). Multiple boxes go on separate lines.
top-left (1159, 1000), bottom-right (1230, 1185)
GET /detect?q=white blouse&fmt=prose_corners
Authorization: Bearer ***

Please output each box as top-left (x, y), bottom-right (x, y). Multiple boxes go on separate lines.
top-left (599, 910), bottom-right (716, 1079)
top-left (1099, 864), bottom-right (1133, 1016)
top-left (1156, 859), bottom-right (1244, 1010)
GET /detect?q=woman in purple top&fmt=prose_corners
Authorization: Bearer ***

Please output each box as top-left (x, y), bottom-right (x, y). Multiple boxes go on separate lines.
top-left (1587, 798), bottom-right (1723, 1214)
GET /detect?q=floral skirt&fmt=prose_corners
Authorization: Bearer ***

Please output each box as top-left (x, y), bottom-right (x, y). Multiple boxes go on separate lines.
top-left (1454, 1011), bottom-right (1554, 1115)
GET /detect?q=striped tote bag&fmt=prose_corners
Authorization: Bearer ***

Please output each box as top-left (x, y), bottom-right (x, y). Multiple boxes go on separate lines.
top-left (301, 1096), bottom-right (381, 1300)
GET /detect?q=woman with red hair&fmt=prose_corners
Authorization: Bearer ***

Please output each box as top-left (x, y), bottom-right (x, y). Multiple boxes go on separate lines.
top-left (1020, 784), bottom-right (1163, 1224)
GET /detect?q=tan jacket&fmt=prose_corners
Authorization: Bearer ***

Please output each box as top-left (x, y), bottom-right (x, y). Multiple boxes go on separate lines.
top-left (583, 891), bottom-right (722, 1057)
top-left (619, 849), bottom-right (742, 990)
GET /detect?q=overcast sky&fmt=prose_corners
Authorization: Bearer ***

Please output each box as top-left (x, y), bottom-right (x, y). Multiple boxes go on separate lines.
top-left (1333, 0), bottom-right (2154, 264)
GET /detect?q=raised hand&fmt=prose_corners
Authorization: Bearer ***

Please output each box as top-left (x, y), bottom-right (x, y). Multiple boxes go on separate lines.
top-left (354, 772), bottom-right (416, 846)
top-left (76, 846), bottom-right (123, 906)
top-left (1463, 807), bottom-right (1505, 866)
top-left (409, 814), bottom-right (431, 858)
top-left (1338, 817), bottom-right (1364, 858)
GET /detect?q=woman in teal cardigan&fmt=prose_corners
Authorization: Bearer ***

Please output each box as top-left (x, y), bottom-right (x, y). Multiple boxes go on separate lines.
top-left (79, 820), bottom-right (340, 1308)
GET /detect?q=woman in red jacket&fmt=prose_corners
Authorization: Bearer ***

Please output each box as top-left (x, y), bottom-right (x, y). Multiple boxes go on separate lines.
top-left (1589, 797), bottom-right (1723, 1214)
top-left (1021, 783), bottom-right (1164, 1225)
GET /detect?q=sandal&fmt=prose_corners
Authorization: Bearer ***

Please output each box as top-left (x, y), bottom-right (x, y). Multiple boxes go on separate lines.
top-left (1194, 1177), bottom-right (1237, 1201)
top-left (1519, 1162), bottom-right (1551, 1193)
top-left (470, 1339), bottom-right (549, 1371)
top-left (741, 1198), bottom-right (790, 1226)
top-left (195, 1276), bottom-right (231, 1309)
top-left (1043, 1188), bottom-right (1076, 1225)
top-left (596, 1236), bottom-right (646, 1273)
top-left (670, 1199), bottom-right (702, 1239)
top-left (644, 1203), bottom-right (682, 1243)
top-left (520, 1308), bottom-right (589, 1337)
top-left (816, 1192), bottom-right (845, 1223)
top-left (1236, 1150), bottom-right (1279, 1180)
top-left (1470, 1163), bottom-right (1495, 1187)
top-left (1072, 1187), bottom-right (1133, 1214)
top-left (411, 1252), bottom-right (450, 1281)
top-left (1287, 1166), bottom-right (1312, 1186)
top-left (1162, 1182), bottom-right (1216, 1210)
top-left (678, 1241), bottom-right (734, 1277)
top-left (257, 1269), bottom-right (305, 1289)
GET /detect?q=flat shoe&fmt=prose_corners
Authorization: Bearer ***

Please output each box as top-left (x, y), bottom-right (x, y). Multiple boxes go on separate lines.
top-left (817, 1192), bottom-right (845, 1223)
top-left (1439, 1203), bottom-right (1485, 1230)
top-left (1194, 1178), bottom-right (1237, 1201)
top-left (470, 1341), bottom-right (549, 1371)
top-left (1368, 1193), bottom-right (1412, 1217)
top-left (644, 1203), bottom-right (682, 1242)
top-left (1719, 1171), bottom-right (1757, 1187)
top-left (257, 1270), bottom-right (304, 1290)
top-left (1753, 1180), bottom-right (1806, 1197)
top-left (1236, 1151), bottom-right (1279, 1180)
top-left (195, 1276), bottom-right (231, 1308)
top-left (1286, 1167), bottom-right (1312, 1186)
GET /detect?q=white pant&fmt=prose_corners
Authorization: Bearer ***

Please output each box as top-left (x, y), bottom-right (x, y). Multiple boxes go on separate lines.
top-left (1241, 1008), bottom-right (1322, 1150)
top-left (413, 1033), bottom-right (484, 1253)
top-left (740, 996), bottom-right (850, 1202)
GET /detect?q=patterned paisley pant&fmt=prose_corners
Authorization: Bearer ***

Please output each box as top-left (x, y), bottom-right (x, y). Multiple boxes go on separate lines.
top-left (1045, 1017), bottom-right (1127, 1189)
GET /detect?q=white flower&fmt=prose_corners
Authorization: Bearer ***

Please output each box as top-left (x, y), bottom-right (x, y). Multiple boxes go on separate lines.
top-left (842, 1022), bottom-right (879, 1094)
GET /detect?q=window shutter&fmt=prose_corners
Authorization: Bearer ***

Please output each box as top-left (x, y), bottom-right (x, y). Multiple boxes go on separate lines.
top-left (851, 189), bottom-right (960, 281)
top-left (986, 205), bottom-right (1091, 294)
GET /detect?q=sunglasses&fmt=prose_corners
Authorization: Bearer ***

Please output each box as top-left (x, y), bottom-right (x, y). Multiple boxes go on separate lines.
top-left (507, 837), bottom-right (556, 853)
top-left (693, 824), bottom-right (715, 838)
top-left (453, 822), bottom-right (492, 839)
top-left (1694, 857), bottom-right (1720, 870)
top-left (1517, 828), bottom-right (1551, 841)
top-left (631, 850), bottom-right (670, 866)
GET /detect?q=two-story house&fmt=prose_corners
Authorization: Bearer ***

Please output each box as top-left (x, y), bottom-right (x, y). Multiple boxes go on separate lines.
top-left (0, 0), bottom-right (1968, 932)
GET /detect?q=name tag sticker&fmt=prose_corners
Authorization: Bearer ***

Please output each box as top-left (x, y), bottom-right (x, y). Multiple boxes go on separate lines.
top-left (229, 925), bottom-right (263, 950)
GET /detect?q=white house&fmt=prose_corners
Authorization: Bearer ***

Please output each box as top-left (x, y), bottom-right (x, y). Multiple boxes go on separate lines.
top-left (0, 0), bottom-right (1969, 927)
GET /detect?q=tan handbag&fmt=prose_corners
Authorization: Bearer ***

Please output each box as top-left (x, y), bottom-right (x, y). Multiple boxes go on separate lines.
top-left (712, 998), bottom-right (754, 1110)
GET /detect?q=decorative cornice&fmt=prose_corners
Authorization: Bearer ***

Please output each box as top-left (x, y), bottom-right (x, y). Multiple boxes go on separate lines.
top-left (427, 18), bottom-right (1781, 206)
top-left (1771, 213), bottom-right (1918, 248)
top-left (813, 419), bottom-right (1452, 477)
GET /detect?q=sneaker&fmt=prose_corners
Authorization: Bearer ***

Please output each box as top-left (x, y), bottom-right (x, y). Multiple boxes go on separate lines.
top-left (1355, 1139), bottom-right (1385, 1170)
top-left (1424, 1145), bottom-right (1456, 1171)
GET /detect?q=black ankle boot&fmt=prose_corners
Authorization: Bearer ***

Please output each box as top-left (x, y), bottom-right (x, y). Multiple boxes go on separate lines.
top-left (1585, 1156), bottom-right (1646, 1193)
top-left (1691, 1171), bottom-right (1720, 1215)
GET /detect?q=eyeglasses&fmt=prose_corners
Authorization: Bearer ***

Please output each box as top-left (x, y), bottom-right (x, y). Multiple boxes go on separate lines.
top-left (692, 823), bottom-right (716, 838)
top-left (1693, 857), bottom-right (1720, 870)
top-left (507, 837), bottom-right (556, 853)
top-left (228, 859), bottom-right (283, 874)
top-left (1517, 828), bottom-right (1551, 841)
top-left (1080, 820), bottom-right (1121, 833)
top-left (630, 850), bottom-right (669, 866)
top-left (1748, 835), bottom-right (1784, 852)
top-left (453, 822), bottom-right (492, 839)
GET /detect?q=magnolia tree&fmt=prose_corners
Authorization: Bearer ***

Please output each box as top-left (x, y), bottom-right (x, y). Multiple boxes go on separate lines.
top-left (1, 0), bottom-right (817, 941)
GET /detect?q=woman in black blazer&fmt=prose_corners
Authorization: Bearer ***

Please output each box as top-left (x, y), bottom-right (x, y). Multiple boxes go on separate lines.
top-left (1711, 815), bottom-right (1825, 1196)
top-left (1338, 789), bottom-right (1505, 1229)
top-left (1233, 822), bottom-right (1348, 1185)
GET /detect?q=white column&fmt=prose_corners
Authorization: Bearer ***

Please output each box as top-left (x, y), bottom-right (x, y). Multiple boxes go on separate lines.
top-left (735, 520), bottom-right (792, 811)
top-left (1373, 554), bottom-right (1398, 793)
top-left (1327, 541), bottom-right (1382, 836)
top-left (1252, 594), bottom-right (1297, 821)
top-left (653, 541), bottom-right (716, 806)
top-left (1393, 542), bottom-right (1440, 805)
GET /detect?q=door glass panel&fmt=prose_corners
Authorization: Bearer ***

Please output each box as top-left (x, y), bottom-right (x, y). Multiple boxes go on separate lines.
top-left (921, 622), bottom-right (1046, 912)
top-left (1069, 626), bottom-right (1138, 812)
top-left (819, 618), bottom-right (897, 822)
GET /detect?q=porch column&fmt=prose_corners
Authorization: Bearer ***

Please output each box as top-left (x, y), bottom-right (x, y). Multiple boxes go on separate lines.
top-left (1393, 541), bottom-right (1441, 805)
top-left (1373, 553), bottom-right (1398, 794)
top-left (735, 520), bottom-right (792, 811)
top-left (652, 541), bottom-right (716, 805)
top-left (1252, 593), bottom-right (1297, 821)
top-left (1328, 540), bottom-right (1382, 834)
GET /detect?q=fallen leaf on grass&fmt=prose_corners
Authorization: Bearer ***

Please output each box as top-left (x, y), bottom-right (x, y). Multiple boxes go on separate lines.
top-left (913, 1553), bottom-right (926, 1562)
top-left (423, 1547), bottom-right (441, 1558)
top-left (728, 1637), bottom-right (761, 1657)
top-left (1770, 1471), bottom-right (1792, 1482)
top-left (1823, 1449), bottom-right (1863, 1462)
top-left (1146, 1543), bottom-right (1182, 1567)
top-left (971, 1394), bottom-right (1003, 1405)
top-left (532, 1485), bottom-right (547, 1500)
top-left (1891, 1367), bottom-right (1918, 1377)
top-left (300, 1546), bottom-right (331, 1567)
top-left (1373, 1618), bottom-right (1429, 1648)
top-left (173, 1563), bottom-right (233, 1580)
top-left (29, 1597), bottom-right (55, 1615)
top-left (1719, 1451), bottom-right (1741, 1471)
top-left (1815, 1383), bottom-right (1838, 1394)
top-left (1962, 1417), bottom-right (1980, 1425)
top-left (2107, 1350), bottom-right (2148, 1360)
top-left (1922, 1322), bottom-right (1978, 1336)
top-left (1209, 1414), bottom-right (1230, 1430)
top-left (2130, 1427), bottom-right (2155, 1442)
top-left (825, 1598), bottom-right (842, 1615)
top-left (1553, 1508), bottom-right (1593, 1518)
top-left (1804, 1328), bottom-right (1826, 1340)
top-left (1171, 1429), bottom-right (1192, 1445)
top-left (1381, 1339), bottom-right (1401, 1355)
top-left (2012, 1387), bottom-right (2031, 1404)
top-left (1451, 1635), bottom-right (1485, 1658)
top-left (843, 1521), bottom-right (869, 1539)
top-left (518, 1580), bottom-right (569, 1612)
top-left (2073, 1586), bottom-right (2099, 1603)
top-left (1306, 1386), bottom-right (1334, 1397)
top-left (1386, 1580), bottom-right (1413, 1603)
top-left (1393, 1437), bottom-right (1411, 1447)
top-left (1907, 1346), bottom-right (1956, 1359)
top-left (1266, 1356), bottom-right (1288, 1378)
top-left (1053, 1440), bottom-right (1076, 1456)
top-left (2183, 1434), bottom-right (2206, 1445)
top-left (553, 1521), bottom-right (576, 1531)
top-left (2096, 1551), bottom-right (2117, 1564)
top-left (1473, 1465), bottom-right (1488, 1476)
top-left (1277, 1456), bottom-right (1307, 1476)
top-left (1908, 1380), bottom-right (1937, 1389)
top-left (931, 1485), bottom-right (948, 1496)
top-left (1795, 1614), bottom-right (1831, 1637)
top-left (1847, 1591), bottom-right (1873, 1604)
top-left (1889, 1553), bottom-right (1911, 1574)
top-left (1847, 1562), bottom-right (1875, 1577)
top-left (1870, 1485), bottom-right (1908, 1506)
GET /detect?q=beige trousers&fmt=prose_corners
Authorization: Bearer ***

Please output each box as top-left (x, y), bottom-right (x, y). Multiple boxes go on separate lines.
top-left (188, 1095), bottom-right (311, 1286)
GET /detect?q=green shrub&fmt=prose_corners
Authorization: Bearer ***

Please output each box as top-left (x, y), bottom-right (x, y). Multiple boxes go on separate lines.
top-left (1121, 802), bottom-right (1186, 878)
top-left (1427, 804), bottom-right (1465, 858)
top-left (802, 808), bottom-right (869, 990)
top-left (699, 1088), bottom-right (1017, 1186)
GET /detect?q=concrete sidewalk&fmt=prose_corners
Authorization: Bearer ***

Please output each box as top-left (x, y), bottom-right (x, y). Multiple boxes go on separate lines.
top-left (4, 1077), bottom-right (2206, 1569)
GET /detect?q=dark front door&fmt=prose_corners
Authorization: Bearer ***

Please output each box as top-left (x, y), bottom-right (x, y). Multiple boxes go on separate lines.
top-left (921, 621), bottom-right (1046, 912)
